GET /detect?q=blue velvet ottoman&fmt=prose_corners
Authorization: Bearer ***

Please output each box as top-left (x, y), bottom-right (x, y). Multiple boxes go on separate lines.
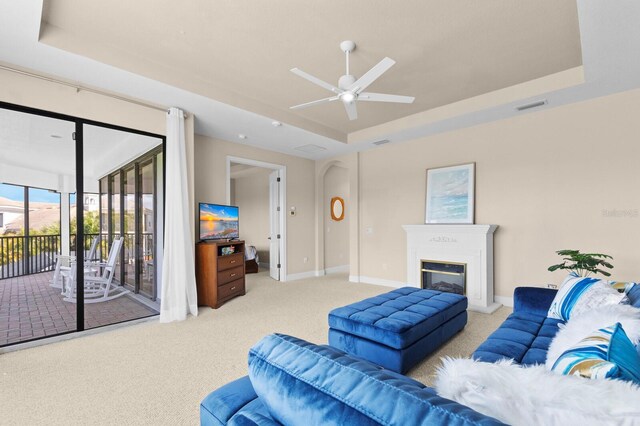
top-left (328, 287), bottom-right (468, 374)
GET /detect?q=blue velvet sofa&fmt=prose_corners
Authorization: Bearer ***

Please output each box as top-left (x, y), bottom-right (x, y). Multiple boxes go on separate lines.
top-left (473, 284), bottom-right (640, 365)
top-left (201, 285), bottom-right (640, 425)
top-left (201, 334), bottom-right (504, 425)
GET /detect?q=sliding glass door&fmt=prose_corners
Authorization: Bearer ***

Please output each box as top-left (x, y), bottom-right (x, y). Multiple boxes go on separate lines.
top-left (0, 99), bottom-right (165, 347)
top-left (83, 124), bottom-right (163, 330)
top-left (0, 104), bottom-right (77, 346)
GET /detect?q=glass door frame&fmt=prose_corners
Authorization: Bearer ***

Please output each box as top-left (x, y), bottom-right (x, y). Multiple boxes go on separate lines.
top-left (0, 100), bottom-right (165, 346)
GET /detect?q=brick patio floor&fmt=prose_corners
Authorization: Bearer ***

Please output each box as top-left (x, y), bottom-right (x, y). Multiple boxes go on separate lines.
top-left (0, 271), bottom-right (158, 346)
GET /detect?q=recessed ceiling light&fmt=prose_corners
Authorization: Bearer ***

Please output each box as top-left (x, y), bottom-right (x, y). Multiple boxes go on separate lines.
top-left (294, 144), bottom-right (327, 153)
top-left (238, 134), bottom-right (247, 140)
top-left (50, 134), bottom-right (62, 139)
top-left (271, 121), bottom-right (282, 127)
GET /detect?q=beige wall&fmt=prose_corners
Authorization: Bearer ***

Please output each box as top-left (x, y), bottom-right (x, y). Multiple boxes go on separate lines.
top-left (231, 168), bottom-right (271, 263)
top-left (0, 68), bottom-right (165, 135)
top-left (323, 165), bottom-right (349, 270)
top-left (355, 87), bottom-right (640, 299)
top-left (194, 136), bottom-right (316, 276)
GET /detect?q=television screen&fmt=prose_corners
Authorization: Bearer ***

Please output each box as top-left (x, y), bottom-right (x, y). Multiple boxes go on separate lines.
top-left (199, 203), bottom-right (239, 241)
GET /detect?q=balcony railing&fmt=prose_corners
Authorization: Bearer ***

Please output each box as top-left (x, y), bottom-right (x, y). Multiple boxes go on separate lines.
top-left (0, 233), bottom-right (99, 280)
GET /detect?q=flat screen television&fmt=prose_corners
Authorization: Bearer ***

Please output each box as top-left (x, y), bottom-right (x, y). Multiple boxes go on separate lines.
top-left (199, 203), bottom-right (239, 241)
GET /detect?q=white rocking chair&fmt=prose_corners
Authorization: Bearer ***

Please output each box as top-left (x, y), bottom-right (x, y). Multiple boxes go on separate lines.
top-left (50, 237), bottom-right (99, 289)
top-left (62, 237), bottom-right (130, 304)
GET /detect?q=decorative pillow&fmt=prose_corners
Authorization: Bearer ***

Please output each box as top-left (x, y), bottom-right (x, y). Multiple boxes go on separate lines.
top-left (547, 274), bottom-right (626, 320)
top-left (551, 323), bottom-right (640, 385)
top-left (435, 357), bottom-right (640, 425)
top-left (545, 303), bottom-right (640, 369)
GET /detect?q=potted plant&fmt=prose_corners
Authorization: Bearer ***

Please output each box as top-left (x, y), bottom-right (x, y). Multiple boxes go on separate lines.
top-left (548, 249), bottom-right (614, 277)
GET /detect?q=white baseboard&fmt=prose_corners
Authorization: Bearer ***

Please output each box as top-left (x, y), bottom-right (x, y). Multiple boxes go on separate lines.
top-left (285, 270), bottom-right (323, 281)
top-left (469, 302), bottom-right (503, 314)
top-left (349, 275), bottom-right (406, 289)
top-left (324, 265), bottom-right (349, 274)
top-left (495, 295), bottom-right (514, 308)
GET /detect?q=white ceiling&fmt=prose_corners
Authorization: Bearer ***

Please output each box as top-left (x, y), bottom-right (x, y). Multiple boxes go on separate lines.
top-left (1, 1), bottom-right (640, 160)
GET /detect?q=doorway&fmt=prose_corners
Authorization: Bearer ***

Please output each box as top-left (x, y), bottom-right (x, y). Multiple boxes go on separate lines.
top-left (226, 156), bottom-right (286, 281)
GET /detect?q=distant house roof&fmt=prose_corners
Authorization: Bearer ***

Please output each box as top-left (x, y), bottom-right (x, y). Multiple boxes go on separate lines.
top-left (0, 196), bottom-right (63, 233)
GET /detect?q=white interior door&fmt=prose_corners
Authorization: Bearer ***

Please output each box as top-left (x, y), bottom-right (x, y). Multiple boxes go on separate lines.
top-left (268, 171), bottom-right (280, 280)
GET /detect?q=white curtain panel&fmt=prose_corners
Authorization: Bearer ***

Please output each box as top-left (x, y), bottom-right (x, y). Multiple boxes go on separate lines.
top-left (160, 107), bottom-right (198, 322)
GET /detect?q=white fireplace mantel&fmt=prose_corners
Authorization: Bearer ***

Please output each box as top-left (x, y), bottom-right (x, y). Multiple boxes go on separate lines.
top-left (402, 224), bottom-right (501, 313)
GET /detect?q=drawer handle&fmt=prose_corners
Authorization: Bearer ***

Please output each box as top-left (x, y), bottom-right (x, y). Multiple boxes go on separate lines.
top-left (230, 260), bottom-right (236, 264)
top-left (231, 286), bottom-right (236, 291)
top-left (230, 273), bottom-right (237, 277)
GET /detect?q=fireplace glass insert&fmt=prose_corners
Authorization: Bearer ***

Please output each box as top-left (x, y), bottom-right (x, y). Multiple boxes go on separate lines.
top-left (421, 260), bottom-right (466, 295)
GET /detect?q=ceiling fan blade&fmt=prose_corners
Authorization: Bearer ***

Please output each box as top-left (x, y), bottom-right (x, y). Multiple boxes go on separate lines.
top-left (358, 92), bottom-right (415, 104)
top-left (343, 101), bottom-right (358, 121)
top-left (348, 57), bottom-right (395, 93)
top-left (290, 68), bottom-right (341, 94)
top-left (290, 96), bottom-right (339, 110)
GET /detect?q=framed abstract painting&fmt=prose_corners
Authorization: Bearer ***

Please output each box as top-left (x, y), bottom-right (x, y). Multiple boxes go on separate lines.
top-left (425, 163), bottom-right (475, 224)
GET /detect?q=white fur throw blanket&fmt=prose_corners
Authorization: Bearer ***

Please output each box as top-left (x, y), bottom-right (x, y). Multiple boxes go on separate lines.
top-left (546, 304), bottom-right (640, 369)
top-left (435, 358), bottom-right (640, 425)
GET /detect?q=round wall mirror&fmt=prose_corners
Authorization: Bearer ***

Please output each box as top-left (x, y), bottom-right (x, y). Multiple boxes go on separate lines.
top-left (330, 197), bottom-right (345, 221)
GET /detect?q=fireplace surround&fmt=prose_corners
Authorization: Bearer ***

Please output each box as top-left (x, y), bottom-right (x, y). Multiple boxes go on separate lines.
top-left (403, 224), bottom-right (500, 313)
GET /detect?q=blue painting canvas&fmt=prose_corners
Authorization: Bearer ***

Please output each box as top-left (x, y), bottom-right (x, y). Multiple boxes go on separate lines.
top-left (425, 163), bottom-right (474, 223)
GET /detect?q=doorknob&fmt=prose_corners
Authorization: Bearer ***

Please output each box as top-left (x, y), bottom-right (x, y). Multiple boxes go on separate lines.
top-left (268, 237), bottom-right (271, 240)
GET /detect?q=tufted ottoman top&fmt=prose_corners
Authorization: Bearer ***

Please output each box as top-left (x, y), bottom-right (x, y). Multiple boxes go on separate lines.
top-left (329, 287), bottom-right (467, 350)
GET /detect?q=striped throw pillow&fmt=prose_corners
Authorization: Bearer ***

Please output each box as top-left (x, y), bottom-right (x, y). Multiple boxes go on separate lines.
top-left (547, 274), bottom-right (626, 320)
top-left (551, 323), bottom-right (640, 385)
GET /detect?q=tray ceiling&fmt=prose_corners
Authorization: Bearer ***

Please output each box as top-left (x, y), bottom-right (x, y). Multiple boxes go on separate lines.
top-left (40, 0), bottom-right (581, 138)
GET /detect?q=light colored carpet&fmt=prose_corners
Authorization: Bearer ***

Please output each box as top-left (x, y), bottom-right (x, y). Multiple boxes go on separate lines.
top-left (0, 271), bottom-right (510, 425)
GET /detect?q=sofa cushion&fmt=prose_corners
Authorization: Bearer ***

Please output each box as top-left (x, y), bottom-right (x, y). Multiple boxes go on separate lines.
top-left (551, 322), bottom-right (640, 384)
top-left (248, 333), bottom-right (504, 426)
top-left (201, 376), bottom-right (273, 426)
top-left (328, 287), bottom-right (467, 349)
top-left (473, 311), bottom-right (564, 365)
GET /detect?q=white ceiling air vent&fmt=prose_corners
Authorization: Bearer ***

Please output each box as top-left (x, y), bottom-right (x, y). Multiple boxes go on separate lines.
top-left (294, 144), bottom-right (327, 154)
top-left (516, 100), bottom-right (547, 111)
top-left (372, 139), bottom-right (390, 146)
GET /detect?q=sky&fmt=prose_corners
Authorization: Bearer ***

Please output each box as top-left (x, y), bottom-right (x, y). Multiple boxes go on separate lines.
top-left (0, 183), bottom-right (60, 203)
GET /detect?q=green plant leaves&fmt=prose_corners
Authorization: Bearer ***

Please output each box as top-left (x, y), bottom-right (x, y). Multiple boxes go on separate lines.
top-left (547, 249), bottom-right (614, 277)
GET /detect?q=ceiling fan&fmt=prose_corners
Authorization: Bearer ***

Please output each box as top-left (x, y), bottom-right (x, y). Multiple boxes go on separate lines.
top-left (290, 40), bottom-right (415, 120)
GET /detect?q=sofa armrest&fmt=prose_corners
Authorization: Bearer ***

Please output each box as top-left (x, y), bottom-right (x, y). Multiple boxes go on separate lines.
top-left (513, 287), bottom-right (557, 316)
top-left (201, 376), bottom-right (259, 426)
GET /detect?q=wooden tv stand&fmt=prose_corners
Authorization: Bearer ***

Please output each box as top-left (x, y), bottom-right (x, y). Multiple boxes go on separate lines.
top-left (195, 240), bottom-right (246, 309)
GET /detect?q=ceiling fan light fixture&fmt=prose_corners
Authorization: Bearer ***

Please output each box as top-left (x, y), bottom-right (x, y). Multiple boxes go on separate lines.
top-left (290, 41), bottom-right (414, 120)
top-left (340, 92), bottom-right (356, 103)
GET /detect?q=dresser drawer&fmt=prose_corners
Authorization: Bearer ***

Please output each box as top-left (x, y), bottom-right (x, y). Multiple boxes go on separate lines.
top-left (218, 279), bottom-right (244, 300)
top-left (217, 265), bottom-right (243, 286)
top-left (218, 253), bottom-right (243, 271)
